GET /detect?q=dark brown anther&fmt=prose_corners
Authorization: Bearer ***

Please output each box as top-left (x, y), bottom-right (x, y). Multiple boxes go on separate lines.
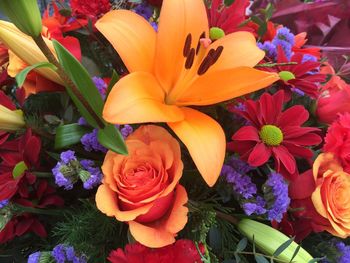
top-left (183, 34), bottom-right (192, 57)
top-left (185, 48), bottom-right (195, 69)
top-left (196, 31), bottom-right (206, 55)
top-left (210, 46), bottom-right (224, 64)
top-left (197, 54), bottom-right (214, 75)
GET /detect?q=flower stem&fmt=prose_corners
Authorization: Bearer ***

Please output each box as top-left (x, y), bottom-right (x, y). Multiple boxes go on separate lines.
top-left (256, 62), bottom-right (298, 67)
top-left (33, 172), bottom-right (53, 178)
top-left (216, 210), bottom-right (239, 225)
top-left (32, 35), bottom-right (105, 129)
top-left (14, 205), bottom-right (63, 216)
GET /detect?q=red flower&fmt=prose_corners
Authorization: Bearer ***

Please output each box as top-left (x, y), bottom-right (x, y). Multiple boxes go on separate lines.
top-left (263, 46), bottom-right (326, 98)
top-left (70, 0), bottom-right (111, 18)
top-left (228, 90), bottom-right (321, 180)
top-left (0, 129), bottom-right (41, 201)
top-left (0, 90), bottom-right (16, 145)
top-left (206, 0), bottom-right (253, 34)
top-left (146, 0), bottom-right (163, 7)
top-left (108, 240), bottom-right (205, 263)
top-left (323, 113), bottom-right (350, 173)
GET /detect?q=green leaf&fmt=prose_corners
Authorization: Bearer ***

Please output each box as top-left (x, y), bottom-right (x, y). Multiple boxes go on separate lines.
top-left (13, 161), bottom-right (28, 179)
top-left (264, 3), bottom-right (275, 21)
top-left (233, 253), bottom-right (241, 263)
top-left (273, 237), bottom-right (294, 257)
top-left (251, 16), bottom-right (264, 25)
top-left (308, 257), bottom-right (326, 263)
top-left (224, 0), bottom-right (235, 6)
top-left (289, 244), bottom-right (301, 263)
top-left (52, 40), bottom-right (104, 128)
top-left (15, 62), bottom-right (57, 87)
top-left (236, 238), bottom-right (248, 252)
top-left (98, 124), bottom-right (128, 155)
top-left (106, 70), bottom-right (120, 97)
top-left (55, 123), bottom-right (91, 149)
top-left (254, 255), bottom-right (269, 263)
top-left (52, 40), bottom-right (127, 154)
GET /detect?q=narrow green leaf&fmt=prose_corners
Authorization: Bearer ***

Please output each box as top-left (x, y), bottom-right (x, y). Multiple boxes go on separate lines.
top-left (15, 62), bottom-right (57, 87)
top-left (106, 70), bottom-right (120, 96)
top-left (289, 244), bottom-right (301, 263)
top-left (13, 161), bottom-right (28, 179)
top-left (255, 255), bottom-right (269, 263)
top-left (52, 40), bottom-right (104, 128)
top-left (236, 238), bottom-right (248, 252)
top-left (55, 123), bottom-right (91, 149)
top-left (98, 124), bottom-right (128, 155)
top-left (273, 237), bottom-right (294, 257)
top-left (251, 16), bottom-right (264, 26)
top-left (265, 3), bottom-right (275, 21)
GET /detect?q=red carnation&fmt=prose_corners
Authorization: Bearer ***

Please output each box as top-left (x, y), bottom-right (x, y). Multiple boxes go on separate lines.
top-left (323, 113), bottom-right (350, 173)
top-left (108, 240), bottom-right (205, 263)
top-left (70, 0), bottom-right (111, 18)
top-left (263, 46), bottom-right (326, 98)
top-left (228, 90), bottom-right (322, 180)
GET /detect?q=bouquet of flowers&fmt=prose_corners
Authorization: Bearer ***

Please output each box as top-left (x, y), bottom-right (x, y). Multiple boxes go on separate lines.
top-left (0, 0), bottom-right (350, 262)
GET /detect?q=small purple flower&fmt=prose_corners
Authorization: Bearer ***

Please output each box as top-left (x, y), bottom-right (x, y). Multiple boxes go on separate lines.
top-left (77, 117), bottom-right (88, 126)
top-left (0, 199), bottom-right (9, 209)
top-left (151, 21), bottom-right (158, 31)
top-left (120, 125), bottom-right (133, 138)
top-left (52, 163), bottom-right (74, 190)
top-left (258, 41), bottom-right (277, 58)
top-left (60, 150), bottom-right (77, 164)
top-left (79, 160), bottom-right (103, 190)
top-left (264, 172), bottom-right (290, 222)
top-left (92, 76), bottom-right (107, 100)
top-left (133, 3), bottom-right (153, 20)
top-left (52, 244), bottom-right (66, 263)
top-left (27, 252), bottom-right (41, 263)
top-left (243, 197), bottom-right (266, 216)
top-left (273, 27), bottom-right (295, 46)
top-left (81, 129), bottom-right (107, 153)
top-left (302, 54), bottom-right (317, 63)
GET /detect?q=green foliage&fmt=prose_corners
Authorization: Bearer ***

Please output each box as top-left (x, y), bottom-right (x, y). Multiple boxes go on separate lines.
top-left (55, 124), bottom-right (91, 149)
top-left (15, 62), bottom-right (57, 87)
top-left (52, 200), bottom-right (126, 262)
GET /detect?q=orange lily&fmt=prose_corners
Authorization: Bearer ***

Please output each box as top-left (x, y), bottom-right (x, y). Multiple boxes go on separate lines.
top-left (96, 0), bottom-right (279, 186)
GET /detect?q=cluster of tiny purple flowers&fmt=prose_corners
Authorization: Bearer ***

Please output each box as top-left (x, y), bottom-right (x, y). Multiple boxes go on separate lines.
top-left (27, 244), bottom-right (86, 263)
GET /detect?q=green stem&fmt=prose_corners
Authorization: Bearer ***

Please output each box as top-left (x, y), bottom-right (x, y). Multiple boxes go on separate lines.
top-left (33, 172), bottom-right (53, 178)
top-left (32, 35), bottom-right (105, 129)
top-left (256, 62), bottom-right (298, 67)
top-left (234, 251), bottom-right (296, 263)
top-left (15, 205), bottom-right (63, 216)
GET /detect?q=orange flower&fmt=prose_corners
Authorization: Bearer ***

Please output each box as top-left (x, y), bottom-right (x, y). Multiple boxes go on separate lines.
top-left (311, 153), bottom-right (350, 238)
top-left (96, 0), bottom-right (279, 186)
top-left (96, 125), bottom-right (188, 248)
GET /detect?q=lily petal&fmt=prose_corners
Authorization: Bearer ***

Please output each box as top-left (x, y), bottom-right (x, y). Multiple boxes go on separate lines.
top-left (96, 10), bottom-right (156, 73)
top-left (103, 72), bottom-right (184, 124)
top-left (0, 20), bottom-right (63, 85)
top-left (168, 107), bottom-right (225, 186)
top-left (155, 0), bottom-right (209, 93)
top-left (208, 31), bottom-right (265, 72)
top-left (177, 67), bottom-right (279, 106)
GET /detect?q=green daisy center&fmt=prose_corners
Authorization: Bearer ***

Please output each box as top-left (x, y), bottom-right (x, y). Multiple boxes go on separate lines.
top-left (278, 71), bottom-right (296, 81)
top-left (259, 125), bottom-right (284, 146)
top-left (209, 27), bottom-right (225, 40)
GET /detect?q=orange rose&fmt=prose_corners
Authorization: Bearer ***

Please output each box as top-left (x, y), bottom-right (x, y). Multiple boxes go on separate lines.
top-left (311, 153), bottom-right (350, 238)
top-left (96, 125), bottom-right (188, 248)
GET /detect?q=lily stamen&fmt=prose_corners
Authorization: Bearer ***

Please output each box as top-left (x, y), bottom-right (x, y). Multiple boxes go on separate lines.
top-left (197, 46), bottom-right (224, 75)
top-left (185, 48), bottom-right (195, 69)
top-left (183, 33), bottom-right (192, 57)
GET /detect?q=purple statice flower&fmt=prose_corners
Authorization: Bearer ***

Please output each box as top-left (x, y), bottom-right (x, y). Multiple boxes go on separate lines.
top-left (336, 242), bottom-right (350, 263)
top-left (133, 3), bottom-right (153, 20)
top-left (81, 129), bottom-right (107, 153)
top-left (151, 21), bottom-right (158, 31)
top-left (272, 27), bottom-right (295, 60)
top-left (243, 196), bottom-right (266, 216)
top-left (92, 76), bottom-right (107, 100)
top-left (302, 54), bottom-right (318, 63)
top-left (79, 160), bottom-right (103, 189)
top-left (52, 244), bottom-right (87, 263)
top-left (27, 252), bottom-right (41, 263)
top-left (77, 117), bottom-right (88, 126)
top-left (264, 172), bottom-right (290, 222)
top-left (52, 244), bottom-right (66, 263)
top-left (0, 199), bottom-right (9, 209)
top-left (120, 124), bottom-right (133, 138)
top-left (257, 41), bottom-right (277, 58)
top-left (60, 150), bottom-right (77, 164)
top-left (221, 157), bottom-right (256, 199)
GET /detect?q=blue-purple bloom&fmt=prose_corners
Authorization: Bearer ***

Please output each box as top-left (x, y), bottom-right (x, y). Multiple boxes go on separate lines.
top-left (272, 27), bottom-right (295, 60)
top-left (257, 41), bottom-right (277, 58)
top-left (221, 157), bottom-right (256, 199)
top-left (263, 172), bottom-right (290, 222)
top-left (92, 76), bottom-right (107, 100)
top-left (243, 196), bottom-right (266, 216)
top-left (52, 244), bottom-right (87, 263)
top-left (120, 124), bottom-right (133, 138)
top-left (60, 150), bottom-right (77, 164)
top-left (79, 160), bottom-right (103, 190)
top-left (336, 241), bottom-right (350, 263)
top-left (77, 117), bottom-right (88, 126)
top-left (52, 151), bottom-right (78, 190)
top-left (80, 129), bottom-right (107, 153)
top-left (0, 199), bottom-right (9, 209)
top-left (133, 3), bottom-right (153, 20)
top-left (27, 252), bottom-right (41, 263)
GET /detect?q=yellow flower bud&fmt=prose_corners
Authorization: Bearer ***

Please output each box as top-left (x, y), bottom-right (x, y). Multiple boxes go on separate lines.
top-left (0, 21), bottom-right (63, 86)
top-left (0, 105), bottom-right (25, 131)
top-left (0, 0), bottom-right (42, 37)
top-left (238, 219), bottom-right (314, 262)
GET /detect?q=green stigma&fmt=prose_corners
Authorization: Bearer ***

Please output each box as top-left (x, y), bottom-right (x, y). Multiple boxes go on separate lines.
top-left (278, 71), bottom-right (296, 81)
top-left (209, 27), bottom-right (225, 40)
top-left (259, 125), bottom-right (284, 146)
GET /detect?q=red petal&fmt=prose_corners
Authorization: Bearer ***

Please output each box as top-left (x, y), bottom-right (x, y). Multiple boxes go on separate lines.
top-left (30, 219), bottom-right (47, 237)
top-left (289, 170), bottom-right (315, 199)
top-left (278, 105), bottom-right (309, 127)
top-left (232, 126), bottom-right (260, 141)
top-left (247, 142), bottom-right (271, 167)
top-left (272, 145), bottom-right (296, 174)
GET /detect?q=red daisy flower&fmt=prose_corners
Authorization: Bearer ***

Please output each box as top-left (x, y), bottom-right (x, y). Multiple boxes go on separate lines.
top-left (206, 0), bottom-right (253, 35)
top-left (227, 90), bottom-right (322, 180)
top-left (263, 46), bottom-right (326, 98)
